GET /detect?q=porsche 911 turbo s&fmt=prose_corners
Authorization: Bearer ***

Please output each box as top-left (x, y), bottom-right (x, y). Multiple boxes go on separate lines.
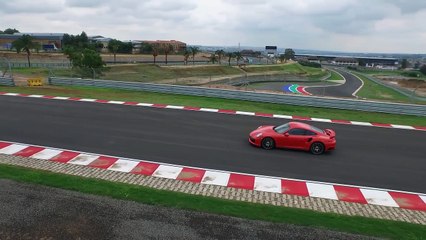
top-left (249, 121), bottom-right (336, 155)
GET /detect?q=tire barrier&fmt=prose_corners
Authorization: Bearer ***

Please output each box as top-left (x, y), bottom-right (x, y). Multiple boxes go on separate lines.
top-left (27, 78), bottom-right (43, 87)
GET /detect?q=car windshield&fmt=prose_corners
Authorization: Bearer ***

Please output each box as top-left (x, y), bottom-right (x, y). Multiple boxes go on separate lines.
top-left (273, 123), bottom-right (290, 133)
top-left (310, 125), bottom-right (324, 133)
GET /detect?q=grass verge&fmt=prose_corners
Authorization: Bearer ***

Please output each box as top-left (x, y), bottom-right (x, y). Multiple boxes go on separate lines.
top-left (0, 85), bottom-right (425, 126)
top-left (351, 72), bottom-right (415, 103)
top-left (0, 164), bottom-right (424, 240)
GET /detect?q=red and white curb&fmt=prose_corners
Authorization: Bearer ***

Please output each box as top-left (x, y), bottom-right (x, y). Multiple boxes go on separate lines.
top-left (1, 92), bottom-right (425, 131)
top-left (0, 140), bottom-right (425, 212)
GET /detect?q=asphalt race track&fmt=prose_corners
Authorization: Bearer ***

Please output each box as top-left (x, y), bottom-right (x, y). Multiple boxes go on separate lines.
top-left (1, 95), bottom-right (425, 193)
top-left (305, 69), bottom-right (363, 98)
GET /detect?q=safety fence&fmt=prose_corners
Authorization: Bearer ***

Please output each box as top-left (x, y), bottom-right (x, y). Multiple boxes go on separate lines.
top-left (49, 77), bottom-right (426, 116)
top-left (0, 77), bottom-right (15, 86)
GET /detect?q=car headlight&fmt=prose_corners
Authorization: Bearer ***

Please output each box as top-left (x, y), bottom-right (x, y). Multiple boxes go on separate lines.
top-left (256, 132), bottom-right (263, 138)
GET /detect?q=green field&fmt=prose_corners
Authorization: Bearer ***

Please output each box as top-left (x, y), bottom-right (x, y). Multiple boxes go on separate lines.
top-left (351, 72), bottom-right (415, 103)
top-left (1, 85), bottom-right (425, 126)
top-left (0, 164), bottom-right (424, 240)
top-left (327, 69), bottom-right (344, 81)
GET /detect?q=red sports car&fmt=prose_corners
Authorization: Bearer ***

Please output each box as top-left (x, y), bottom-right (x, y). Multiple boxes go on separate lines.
top-left (249, 121), bottom-right (336, 154)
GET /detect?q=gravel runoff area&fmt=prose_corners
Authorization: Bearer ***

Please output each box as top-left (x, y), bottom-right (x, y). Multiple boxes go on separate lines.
top-left (0, 179), bottom-right (379, 240)
top-left (1, 154), bottom-right (425, 239)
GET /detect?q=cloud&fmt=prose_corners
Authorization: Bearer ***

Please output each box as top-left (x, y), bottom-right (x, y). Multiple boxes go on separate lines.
top-left (0, 0), bottom-right (425, 53)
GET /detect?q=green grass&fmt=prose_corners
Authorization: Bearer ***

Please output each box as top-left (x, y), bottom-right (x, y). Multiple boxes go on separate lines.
top-left (242, 63), bottom-right (326, 75)
top-left (327, 69), bottom-right (344, 81)
top-left (0, 164), bottom-right (424, 240)
top-left (1, 85), bottom-right (425, 126)
top-left (101, 64), bottom-right (243, 82)
top-left (351, 72), bottom-right (415, 103)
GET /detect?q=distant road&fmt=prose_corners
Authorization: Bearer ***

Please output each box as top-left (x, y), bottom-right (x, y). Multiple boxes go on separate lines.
top-left (305, 68), bottom-right (363, 98)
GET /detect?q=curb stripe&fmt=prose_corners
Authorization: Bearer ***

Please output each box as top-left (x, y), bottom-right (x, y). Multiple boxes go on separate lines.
top-left (0, 140), bottom-right (425, 211)
top-left (0, 92), bottom-right (425, 132)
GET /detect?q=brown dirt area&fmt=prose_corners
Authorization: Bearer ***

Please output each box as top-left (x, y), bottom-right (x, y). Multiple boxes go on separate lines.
top-left (378, 76), bottom-right (426, 97)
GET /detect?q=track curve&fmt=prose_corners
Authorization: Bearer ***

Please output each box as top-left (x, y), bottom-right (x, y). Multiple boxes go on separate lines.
top-left (0, 95), bottom-right (425, 193)
top-left (305, 68), bottom-right (363, 98)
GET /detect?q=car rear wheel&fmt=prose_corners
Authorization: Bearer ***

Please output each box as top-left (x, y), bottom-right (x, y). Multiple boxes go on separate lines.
top-left (261, 137), bottom-right (275, 150)
top-left (310, 142), bottom-right (325, 155)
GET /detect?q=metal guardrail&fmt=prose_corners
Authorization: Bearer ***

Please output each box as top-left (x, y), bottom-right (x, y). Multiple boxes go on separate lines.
top-left (9, 62), bottom-right (71, 68)
top-left (49, 77), bottom-right (426, 116)
top-left (0, 77), bottom-right (15, 86)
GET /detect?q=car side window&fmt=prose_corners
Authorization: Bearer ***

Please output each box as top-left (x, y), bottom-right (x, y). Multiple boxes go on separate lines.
top-left (305, 130), bottom-right (317, 136)
top-left (287, 128), bottom-right (306, 136)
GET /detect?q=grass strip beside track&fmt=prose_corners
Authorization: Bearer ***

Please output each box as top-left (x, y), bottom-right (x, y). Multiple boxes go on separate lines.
top-left (0, 164), bottom-right (424, 240)
top-left (0, 85), bottom-right (425, 126)
top-left (351, 72), bottom-right (415, 103)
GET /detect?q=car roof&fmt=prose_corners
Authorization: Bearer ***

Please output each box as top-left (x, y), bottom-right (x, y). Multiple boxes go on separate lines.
top-left (289, 121), bottom-right (313, 129)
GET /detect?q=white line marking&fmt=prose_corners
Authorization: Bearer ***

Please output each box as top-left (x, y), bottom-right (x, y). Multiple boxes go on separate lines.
top-left (0, 144), bottom-right (29, 154)
top-left (30, 149), bottom-right (62, 160)
top-left (165, 105), bottom-right (185, 109)
top-left (420, 195), bottom-right (426, 204)
top-left (201, 171), bottom-right (230, 186)
top-left (108, 101), bottom-right (125, 104)
top-left (152, 165), bottom-right (183, 179)
top-left (28, 94), bottom-right (43, 98)
top-left (137, 103), bottom-right (153, 107)
top-left (79, 98), bottom-right (97, 102)
top-left (273, 114), bottom-right (293, 119)
top-left (391, 124), bottom-right (415, 130)
top-left (236, 111), bottom-right (255, 116)
top-left (4, 93), bottom-right (19, 96)
top-left (68, 154), bottom-right (99, 166)
top-left (107, 159), bottom-right (139, 172)
top-left (200, 108), bottom-right (219, 112)
top-left (360, 189), bottom-right (399, 207)
top-left (350, 121), bottom-right (373, 126)
top-left (53, 96), bottom-right (69, 100)
top-left (311, 118), bottom-right (332, 122)
top-left (307, 182), bottom-right (339, 200)
top-left (254, 177), bottom-right (281, 193)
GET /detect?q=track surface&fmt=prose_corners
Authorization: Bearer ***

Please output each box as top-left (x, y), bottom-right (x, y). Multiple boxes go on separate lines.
top-left (0, 95), bottom-right (425, 193)
top-left (305, 69), bottom-right (363, 98)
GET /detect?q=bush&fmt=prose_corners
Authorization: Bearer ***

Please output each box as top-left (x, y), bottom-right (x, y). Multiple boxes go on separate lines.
top-left (420, 65), bottom-right (426, 75)
top-left (401, 71), bottom-right (420, 78)
top-left (298, 60), bottom-right (321, 68)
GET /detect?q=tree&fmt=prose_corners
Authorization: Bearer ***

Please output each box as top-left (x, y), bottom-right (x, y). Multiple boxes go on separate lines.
top-left (284, 48), bottom-right (295, 62)
top-left (108, 39), bottom-right (121, 63)
top-left (189, 46), bottom-right (200, 65)
top-left (401, 59), bottom-right (409, 69)
top-left (1, 28), bottom-right (19, 34)
top-left (183, 49), bottom-right (191, 65)
top-left (226, 52), bottom-right (234, 66)
top-left (151, 46), bottom-right (159, 64)
top-left (279, 54), bottom-right (285, 63)
top-left (420, 65), bottom-right (426, 75)
top-left (209, 54), bottom-right (218, 64)
top-left (81, 49), bottom-right (104, 69)
top-left (163, 44), bottom-right (173, 65)
top-left (215, 49), bottom-right (225, 64)
top-left (234, 51), bottom-right (243, 65)
top-left (12, 34), bottom-right (40, 67)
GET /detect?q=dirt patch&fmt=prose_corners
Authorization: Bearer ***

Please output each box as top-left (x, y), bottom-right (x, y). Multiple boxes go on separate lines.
top-left (377, 76), bottom-right (426, 97)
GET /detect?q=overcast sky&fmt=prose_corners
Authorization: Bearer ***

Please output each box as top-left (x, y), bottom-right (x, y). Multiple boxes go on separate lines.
top-left (1, 0), bottom-right (425, 53)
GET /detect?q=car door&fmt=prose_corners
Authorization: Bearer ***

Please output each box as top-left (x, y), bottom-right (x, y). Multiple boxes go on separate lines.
top-left (284, 128), bottom-right (311, 149)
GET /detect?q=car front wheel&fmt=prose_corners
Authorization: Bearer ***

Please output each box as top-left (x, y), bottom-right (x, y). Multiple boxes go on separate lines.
top-left (261, 137), bottom-right (275, 150)
top-left (310, 142), bottom-right (325, 155)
